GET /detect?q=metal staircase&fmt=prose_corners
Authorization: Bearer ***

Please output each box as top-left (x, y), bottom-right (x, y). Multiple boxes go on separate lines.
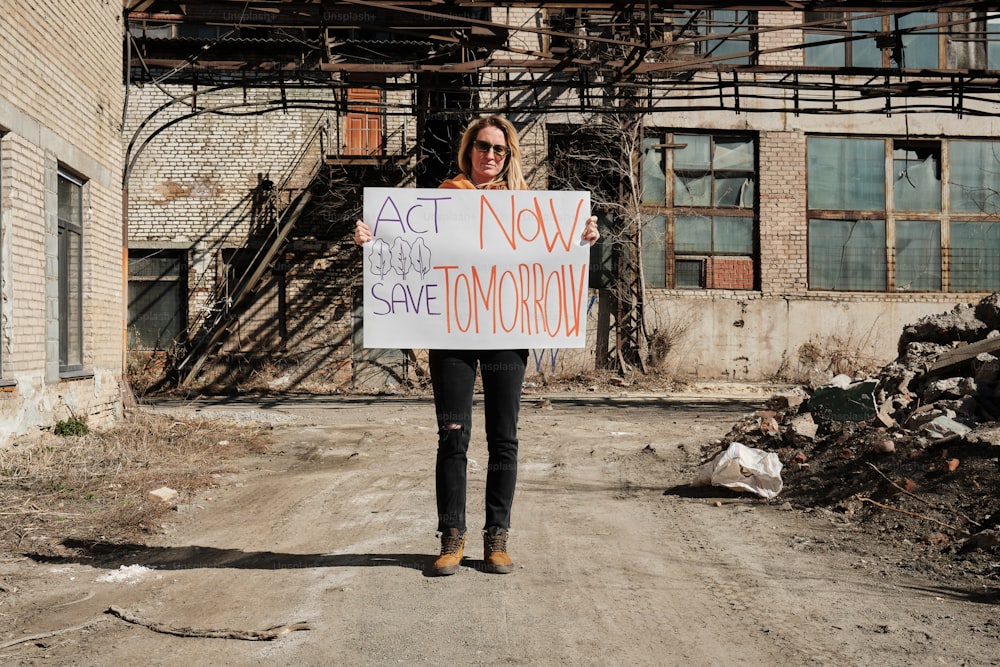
top-left (176, 116), bottom-right (327, 386)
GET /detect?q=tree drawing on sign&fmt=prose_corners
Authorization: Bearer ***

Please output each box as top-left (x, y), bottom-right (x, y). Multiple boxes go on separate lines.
top-left (367, 237), bottom-right (434, 281)
top-left (367, 238), bottom-right (393, 278)
top-left (409, 237), bottom-right (432, 279)
top-left (390, 237), bottom-right (412, 279)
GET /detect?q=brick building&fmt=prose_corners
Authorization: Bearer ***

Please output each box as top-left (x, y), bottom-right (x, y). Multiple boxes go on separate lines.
top-left (0, 2), bottom-right (125, 446)
top-left (123, 4), bottom-right (1000, 388)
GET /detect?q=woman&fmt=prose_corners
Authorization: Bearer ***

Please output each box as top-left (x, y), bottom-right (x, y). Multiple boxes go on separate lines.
top-left (355, 115), bottom-right (599, 575)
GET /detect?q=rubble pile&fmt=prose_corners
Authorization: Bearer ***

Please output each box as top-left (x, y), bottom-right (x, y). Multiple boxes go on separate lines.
top-left (709, 294), bottom-right (1000, 580)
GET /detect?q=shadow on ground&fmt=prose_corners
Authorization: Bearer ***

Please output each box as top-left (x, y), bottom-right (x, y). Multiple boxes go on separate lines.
top-left (30, 539), bottom-right (437, 575)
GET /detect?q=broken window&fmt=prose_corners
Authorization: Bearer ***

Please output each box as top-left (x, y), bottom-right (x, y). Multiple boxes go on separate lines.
top-left (641, 132), bottom-right (757, 290)
top-left (897, 12), bottom-right (940, 68)
top-left (808, 219), bottom-right (886, 291)
top-left (128, 250), bottom-right (187, 350)
top-left (947, 12), bottom-right (1000, 69)
top-left (641, 214), bottom-right (667, 288)
top-left (641, 137), bottom-right (666, 205)
top-left (805, 11), bottom-right (941, 68)
top-left (896, 220), bottom-right (942, 291)
top-left (990, 14), bottom-right (1000, 67)
top-left (804, 12), bottom-right (881, 67)
top-left (674, 10), bottom-right (756, 65)
top-left (949, 140), bottom-right (1000, 213)
top-left (894, 142), bottom-right (943, 291)
top-left (807, 136), bottom-right (1000, 292)
top-left (950, 140), bottom-right (1000, 290)
top-left (674, 134), bottom-right (755, 208)
top-left (894, 141), bottom-right (941, 212)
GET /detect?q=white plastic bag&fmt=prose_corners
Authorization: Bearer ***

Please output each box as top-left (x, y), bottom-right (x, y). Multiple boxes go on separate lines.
top-left (694, 442), bottom-right (783, 499)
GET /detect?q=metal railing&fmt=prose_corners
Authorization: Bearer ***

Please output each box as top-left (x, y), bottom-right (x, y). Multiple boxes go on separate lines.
top-left (176, 114), bottom-right (328, 385)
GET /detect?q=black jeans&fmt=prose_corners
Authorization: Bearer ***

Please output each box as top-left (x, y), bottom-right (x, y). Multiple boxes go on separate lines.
top-left (429, 348), bottom-right (527, 534)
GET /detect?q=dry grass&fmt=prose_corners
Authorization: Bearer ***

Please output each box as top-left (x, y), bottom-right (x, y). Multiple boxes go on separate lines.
top-left (0, 410), bottom-right (272, 556)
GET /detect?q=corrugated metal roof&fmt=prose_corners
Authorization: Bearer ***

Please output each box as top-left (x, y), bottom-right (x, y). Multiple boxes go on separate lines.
top-left (335, 39), bottom-right (435, 47)
top-left (141, 36), bottom-right (319, 46)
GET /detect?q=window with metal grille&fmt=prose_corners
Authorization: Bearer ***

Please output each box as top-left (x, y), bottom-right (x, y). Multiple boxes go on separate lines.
top-left (58, 170), bottom-right (84, 373)
top-left (807, 136), bottom-right (1000, 292)
top-left (128, 250), bottom-right (187, 350)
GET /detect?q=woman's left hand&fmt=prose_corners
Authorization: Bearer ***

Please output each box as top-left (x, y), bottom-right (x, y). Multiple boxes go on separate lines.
top-left (581, 216), bottom-right (600, 246)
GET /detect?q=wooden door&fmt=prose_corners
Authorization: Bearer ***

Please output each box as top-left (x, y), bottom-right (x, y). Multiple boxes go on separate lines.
top-left (345, 88), bottom-right (382, 155)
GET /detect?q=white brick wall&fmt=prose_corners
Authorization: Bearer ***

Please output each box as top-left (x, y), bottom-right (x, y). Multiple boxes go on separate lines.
top-left (0, 1), bottom-right (124, 446)
top-left (125, 87), bottom-right (328, 244)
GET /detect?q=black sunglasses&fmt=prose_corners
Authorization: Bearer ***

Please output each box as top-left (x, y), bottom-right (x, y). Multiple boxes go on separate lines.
top-left (472, 139), bottom-right (508, 158)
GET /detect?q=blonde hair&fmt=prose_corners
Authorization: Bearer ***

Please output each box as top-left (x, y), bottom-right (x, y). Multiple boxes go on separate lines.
top-left (456, 115), bottom-right (529, 191)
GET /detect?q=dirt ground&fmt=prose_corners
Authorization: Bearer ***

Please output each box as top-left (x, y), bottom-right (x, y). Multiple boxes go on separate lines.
top-left (1, 383), bottom-right (998, 666)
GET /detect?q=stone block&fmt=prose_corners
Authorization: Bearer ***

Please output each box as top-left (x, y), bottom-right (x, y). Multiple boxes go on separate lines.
top-left (148, 487), bottom-right (179, 503)
top-left (787, 413), bottom-right (818, 440)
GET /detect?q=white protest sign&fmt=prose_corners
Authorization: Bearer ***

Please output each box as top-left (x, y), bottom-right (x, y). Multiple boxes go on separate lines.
top-left (362, 187), bottom-right (591, 349)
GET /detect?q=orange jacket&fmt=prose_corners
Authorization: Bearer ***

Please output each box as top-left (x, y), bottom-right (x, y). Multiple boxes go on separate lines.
top-left (439, 173), bottom-right (477, 190)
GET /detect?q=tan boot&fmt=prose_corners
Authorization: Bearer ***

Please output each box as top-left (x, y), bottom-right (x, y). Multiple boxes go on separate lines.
top-left (431, 528), bottom-right (466, 576)
top-left (483, 527), bottom-right (514, 574)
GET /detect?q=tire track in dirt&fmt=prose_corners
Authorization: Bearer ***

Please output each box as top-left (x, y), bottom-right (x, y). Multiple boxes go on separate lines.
top-left (7, 395), bottom-right (998, 666)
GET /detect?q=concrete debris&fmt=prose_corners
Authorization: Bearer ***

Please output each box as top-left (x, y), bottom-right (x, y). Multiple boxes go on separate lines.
top-left (925, 337), bottom-right (1000, 380)
top-left (770, 388), bottom-right (807, 411)
top-left (898, 302), bottom-right (989, 351)
top-left (709, 293), bottom-right (1000, 540)
top-left (787, 413), bottom-right (819, 440)
top-left (965, 423), bottom-right (1000, 447)
top-left (758, 412), bottom-right (780, 436)
top-left (973, 352), bottom-right (999, 384)
top-left (923, 377), bottom-right (975, 402)
top-left (921, 415), bottom-right (973, 440)
top-left (872, 296), bottom-right (1000, 430)
top-left (875, 410), bottom-right (897, 429)
top-left (148, 486), bottom-right (179, 503)
top-left (873, 438), bottom-right (895, 454)
top-left (973, 292), bottom-right (1000, 330)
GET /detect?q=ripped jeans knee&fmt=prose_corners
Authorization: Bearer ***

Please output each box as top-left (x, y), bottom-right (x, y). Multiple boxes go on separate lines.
top-left (437, 423), bottom-right (469, 459)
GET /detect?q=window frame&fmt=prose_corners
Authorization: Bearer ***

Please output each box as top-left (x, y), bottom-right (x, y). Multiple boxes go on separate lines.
top-left (804, 10), bottom-right (945, 68)
top-left (676, 9), bottom-right (758, 66)
top-left (946, 12), bottom-right (1000, 70)
top-left (807, 136), bottom-right (1000, 293)
top-left (641, 131), bottom-right (758, 290)
top-left (57, 169), bottom-right (85, 374)
top-left (127, 249), bottom-right (188, 351)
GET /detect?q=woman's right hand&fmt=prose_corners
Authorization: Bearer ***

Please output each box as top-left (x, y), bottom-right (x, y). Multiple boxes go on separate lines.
top-left (354, 220), bottom-right (372, 245)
